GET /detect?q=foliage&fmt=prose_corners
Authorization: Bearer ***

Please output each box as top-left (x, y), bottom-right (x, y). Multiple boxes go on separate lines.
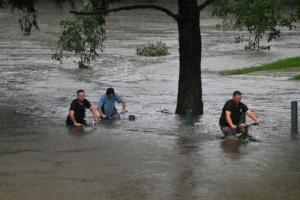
top-left (52, 1), bottom-right (106, 68)
top-left (297, 0), bottom-right (300, 19)
top-left (136, 41), bottom-right (170, 57)
top-left (213, 0), bottom-right (297, 50)
top-left (222, 56), bottom-right (300, 75)
top-left (294, 74), bottom-right (300, 80)
top-left (0, 0), bottom-right (39, 35)
top-left (0, 0), bottom-right (78, 35)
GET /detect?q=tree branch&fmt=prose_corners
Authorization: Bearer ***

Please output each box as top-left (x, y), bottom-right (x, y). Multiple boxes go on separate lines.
top-left (70, 4), bottom-right (178, 21)
top-left (89, 0), bottom-right (98, 9)
top-left (198, 0), bottom-right (216, 12)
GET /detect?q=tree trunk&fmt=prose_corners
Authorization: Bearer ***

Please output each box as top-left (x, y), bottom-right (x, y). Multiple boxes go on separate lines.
top-left (175, 0), bottom-right (203, 115)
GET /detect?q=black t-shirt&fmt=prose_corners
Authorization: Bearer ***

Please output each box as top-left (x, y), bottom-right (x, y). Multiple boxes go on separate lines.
top-left (219, 99), bottom-right (248, 127)
top-left (66, 99), bottom-right (91, 125)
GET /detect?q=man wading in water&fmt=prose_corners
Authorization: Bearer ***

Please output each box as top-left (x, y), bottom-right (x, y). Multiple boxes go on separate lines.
top-left (66, 89), bottom-right (97, 127)
top-left (219, 91), bottom-right (260, 137)
top-left (97, 88), bottom-right (126, 119)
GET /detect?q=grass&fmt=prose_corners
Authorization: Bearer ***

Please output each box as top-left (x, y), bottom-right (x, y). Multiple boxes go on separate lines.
top-left (294, 74), bottom-right (300, 80)
top-left (136, 41), bottom-right (170, 57)
top-left (222, 56), bottom-right (300, 79)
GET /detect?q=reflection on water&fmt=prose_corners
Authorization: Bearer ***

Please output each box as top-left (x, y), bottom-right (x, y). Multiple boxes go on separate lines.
top-left (0, 3), bottom-right (300, 200)
top-left (221, 138), bottom-right (248, 155)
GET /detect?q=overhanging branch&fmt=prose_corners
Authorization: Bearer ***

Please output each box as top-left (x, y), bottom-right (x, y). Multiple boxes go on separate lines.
top-left (70, 5), bottom-right (178, 21)
top-left (198, 0), bottom-right (216, 12)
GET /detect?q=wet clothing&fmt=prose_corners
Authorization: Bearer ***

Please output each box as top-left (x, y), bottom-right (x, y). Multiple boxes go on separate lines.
top-left (220, 126), bottom-right (239, 136)
top-left (219, 99), bottom-right (248, 127)
top-left (219, 99), bottom-right (248, 136)
top-left (220, 113), bottom-right (247, 136)
top-left (97, 94), bottom-right (123, 119)
top-left (66, 99), bottom-right (91, 126)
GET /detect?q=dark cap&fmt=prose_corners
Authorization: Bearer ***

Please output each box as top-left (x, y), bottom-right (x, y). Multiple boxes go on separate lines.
top-left (106, 88), bottom-right (115, 95)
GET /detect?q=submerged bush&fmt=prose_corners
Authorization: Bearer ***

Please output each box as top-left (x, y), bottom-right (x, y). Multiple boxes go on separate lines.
top-left (136, 41), bottom-right (170, 57)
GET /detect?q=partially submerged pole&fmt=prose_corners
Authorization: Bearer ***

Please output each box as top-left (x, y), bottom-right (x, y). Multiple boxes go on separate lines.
top-left (291, 101), bottom-right (298, 134)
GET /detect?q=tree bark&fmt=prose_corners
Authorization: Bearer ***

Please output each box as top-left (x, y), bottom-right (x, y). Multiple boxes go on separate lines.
top-left (175, 0), bottom-right (203, 115)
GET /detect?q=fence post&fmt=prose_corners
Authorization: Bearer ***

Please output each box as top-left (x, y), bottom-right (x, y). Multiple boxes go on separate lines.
top-left (291, 101), bottom-right (298, 134)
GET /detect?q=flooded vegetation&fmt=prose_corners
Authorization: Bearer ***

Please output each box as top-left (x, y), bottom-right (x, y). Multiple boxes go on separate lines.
top-left (0, 3), bottom-right (300, 200)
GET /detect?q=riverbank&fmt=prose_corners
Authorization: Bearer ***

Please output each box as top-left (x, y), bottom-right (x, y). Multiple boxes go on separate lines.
top-left (221, 56), bottom-right (300, 80)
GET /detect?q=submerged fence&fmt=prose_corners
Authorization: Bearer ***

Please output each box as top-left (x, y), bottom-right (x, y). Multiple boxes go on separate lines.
top-left (291, 101), bottom-right (298, 134)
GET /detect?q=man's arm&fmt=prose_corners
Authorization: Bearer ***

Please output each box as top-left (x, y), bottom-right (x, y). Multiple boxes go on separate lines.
top-left (89, 106), bottom-right (98, 120)
top-left (96, 107), bottom-right (106, 118)
top-left (69, 110), bottom-right (82, 127)
top-left (225, 111), bottom-right (236, 128)
top-left (121, 100), bottom-right (127, 113)
top-left (246, 110), bottom-right (260, 124)
top-left (115, 94), bottom-right (127, 113)
top-left (96, 96), bottom-right (106, 118)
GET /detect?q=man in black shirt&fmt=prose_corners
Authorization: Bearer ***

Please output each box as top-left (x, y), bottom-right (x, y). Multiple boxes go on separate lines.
top-left (219, 91), bottom-right (260, 136)
top-left (66, 89), bottom-right (97, 127)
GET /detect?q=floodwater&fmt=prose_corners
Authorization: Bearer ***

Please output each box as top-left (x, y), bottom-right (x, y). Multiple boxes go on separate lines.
top-left (1, 3), bottom-right (300, 200)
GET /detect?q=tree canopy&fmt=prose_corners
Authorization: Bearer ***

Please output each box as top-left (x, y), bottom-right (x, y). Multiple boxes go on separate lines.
top-left (52, 1), bottom-right (107, 68)
top-left (2, 0), bottom-right (299, 59)
top-left (213, 0), bottom-right (297, 50)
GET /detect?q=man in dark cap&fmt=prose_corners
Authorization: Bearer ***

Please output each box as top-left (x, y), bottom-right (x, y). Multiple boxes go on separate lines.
top-left (97, 88), bottom-right (126, 119)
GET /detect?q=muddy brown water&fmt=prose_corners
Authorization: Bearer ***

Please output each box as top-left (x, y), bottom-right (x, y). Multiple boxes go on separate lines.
top-left (0, 4), bottom-right (300, 200)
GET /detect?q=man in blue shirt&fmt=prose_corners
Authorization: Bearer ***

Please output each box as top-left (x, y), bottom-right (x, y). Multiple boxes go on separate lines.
top-left (97, 88), bottom-right (126, 119)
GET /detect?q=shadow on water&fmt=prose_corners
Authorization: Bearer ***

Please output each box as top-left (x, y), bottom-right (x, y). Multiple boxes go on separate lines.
top-left (220, 138), bottom-right (248, 154)
top-left (67, 126), bottom-right (98, 137)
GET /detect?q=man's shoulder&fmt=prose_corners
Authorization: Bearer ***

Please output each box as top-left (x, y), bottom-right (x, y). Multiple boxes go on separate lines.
top-left (71, 99), bottom-right (78, 104)
top-left (84, 98), bottom-right (91, 104)
top-left (98, 94), bottom-right (107, 106)
top-left (70, 99), bottom-right (79, 110)
top-left (99, 94), bottom-right (107, 101)
top-left (240, 101), bottom-right (248, 108)
top-left (224, 99), bottom-right (235, 111)
top-left (114, 94), bottom-right (122, 100)
top-left (225, 99), bottom-right (234, 105)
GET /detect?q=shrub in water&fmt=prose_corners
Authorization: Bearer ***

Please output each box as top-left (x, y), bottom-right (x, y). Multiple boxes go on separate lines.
top-left (136, 41), bottom-right (170, 57)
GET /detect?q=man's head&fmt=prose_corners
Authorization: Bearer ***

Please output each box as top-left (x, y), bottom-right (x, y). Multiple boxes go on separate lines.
top-left (232, 90), bottom-right (242, 104)
top-left (106, 88), bottom-right (115, 99)
top-left (77, 89), bottom-right (85, 102)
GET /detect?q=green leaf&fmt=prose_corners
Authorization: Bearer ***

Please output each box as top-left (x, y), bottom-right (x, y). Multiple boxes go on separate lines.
top-left (52, 0), bottom-right (107, 68)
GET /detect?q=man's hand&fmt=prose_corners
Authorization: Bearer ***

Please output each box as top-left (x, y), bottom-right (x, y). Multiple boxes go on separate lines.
top-left (231, 124), bottom-right (237, 129)
top-left (247, 110), bottom-right (261, 125)
top-left (255, 118), bottom-right (261, 125)
top-left (121, 110), bottom-right (127, 114)
top-left (101, 114), bottom-right (106, 119)
top-left (74, 122), bottom-right (82, 127)
top-left (239, 123), bottom-right (247, 128)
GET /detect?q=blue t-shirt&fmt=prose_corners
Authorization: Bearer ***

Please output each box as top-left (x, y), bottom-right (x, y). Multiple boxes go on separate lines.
top-left (97, 94), bottom-right (123, 118)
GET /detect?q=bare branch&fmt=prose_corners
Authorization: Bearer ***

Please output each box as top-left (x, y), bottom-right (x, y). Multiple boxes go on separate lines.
top-left (70, 4), bottom-right (178, 21)
top-left (198, 0), bottom-right (216, 12)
